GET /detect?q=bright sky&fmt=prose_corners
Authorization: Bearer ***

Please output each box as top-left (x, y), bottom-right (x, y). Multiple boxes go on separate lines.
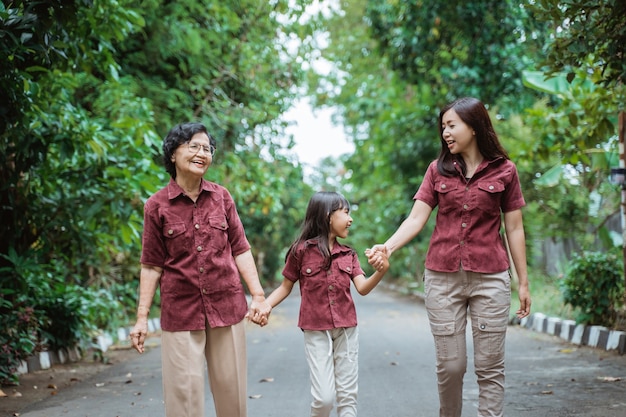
top-left (283, 98), bottom-right (354, 167)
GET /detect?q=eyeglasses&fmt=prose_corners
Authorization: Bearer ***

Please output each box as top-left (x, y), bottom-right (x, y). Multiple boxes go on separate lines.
top-left (185, 142), bottom-right (216, 156)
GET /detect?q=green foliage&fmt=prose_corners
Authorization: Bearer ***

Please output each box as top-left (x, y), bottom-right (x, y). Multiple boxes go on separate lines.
top-left (1, 0), bottom-right (317, 376)
top-left (0, 300), bottom-right (39, 384)
top-left (522, 272), bottom-right (578, 322)
top-left (530, 0), bottom-right (626, 87)
top-left (561, 251), bottom-right (624, 326)
top-left (365, 0), bottom-right (546, 111)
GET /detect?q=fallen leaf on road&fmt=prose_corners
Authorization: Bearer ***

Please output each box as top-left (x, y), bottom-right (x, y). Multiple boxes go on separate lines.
top-left (0, 389), bottom-right (6, 397)
top-left (47, 384), bottom-right (57, 390)
top-left (559, 348), bottom-right (574, 353)
top-left (95, 382), bottom-right (105, 387)
top-left (249, 394), bottom-right (262, 399)
top-left (541, 391), bottom-right (553, 395)
top-left (259, 377), bottom-right (274, 383)
top-left (599, 376), bottom-right (622, 382)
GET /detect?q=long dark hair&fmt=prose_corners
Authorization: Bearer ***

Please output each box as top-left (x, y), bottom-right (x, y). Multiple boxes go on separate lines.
top-left (287, 191), bottom-right (351, 269)
top-left (436, 97), bottom-right (509, 177)
top-left (162, 122), bottom-right (217, 179)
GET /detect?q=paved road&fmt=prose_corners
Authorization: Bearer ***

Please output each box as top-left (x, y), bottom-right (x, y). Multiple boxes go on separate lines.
top-left (19, 286), bottom-right (626, 417)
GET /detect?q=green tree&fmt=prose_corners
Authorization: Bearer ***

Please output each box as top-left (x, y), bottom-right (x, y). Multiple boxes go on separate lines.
top-left (365, 0), bottom-right (547, 111)
top-left (1, 0), bottom-right (317, 381)
top-left (531, 0), bottom-right (625, 87)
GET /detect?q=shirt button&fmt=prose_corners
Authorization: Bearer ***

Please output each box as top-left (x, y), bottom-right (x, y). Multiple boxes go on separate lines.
top-left (221, 222), bottom-right (227, 228)
top-left (346, 267), bottom-right (351, 272)
top-left (460, 240), bottom-right (465, 245)
top-left (330, 300), bottom-right (335, 305)
top-left (465, 186), bottom-right (469, 191)
top-left (489, 185), bottom-right (494, 190)
top-left (461, 223), bottom-right (467, 228)
top-left (329, 285), bottom-right (334, 290)
top-left (199, 267), bottom-right (204, 273)
top-left (463, 204), bottom-right (469, 210)
top-left (168, 229), bottom-right (174, 235)
top-left (441, 184), bottom-right (446, 189)
top-left (195, 224), bottom-right (200, 229)
top-left (306, 268), bottom-right (312, 274)
top-left (480, 324), bottom-right (486, 330)
top-left (197, 246), bottom-right (202, 252)
top-left (202, 288), bottom-right (207, 294)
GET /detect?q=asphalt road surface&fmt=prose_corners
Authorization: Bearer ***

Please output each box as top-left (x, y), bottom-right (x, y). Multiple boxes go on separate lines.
top-left (18, 286), bottom-right (626, 417)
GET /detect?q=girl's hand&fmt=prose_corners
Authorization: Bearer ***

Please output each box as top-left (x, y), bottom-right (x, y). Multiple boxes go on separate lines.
top-left (248, 298), bottom-right (272, 327)
top-left (365, 245), bottom-right (388, 271)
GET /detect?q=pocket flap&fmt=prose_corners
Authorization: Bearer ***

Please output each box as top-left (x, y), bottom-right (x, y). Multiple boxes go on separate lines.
top-left (430, 321), bottom-right (455, 336)
top-left (475, 316), bottom-right (508, 333)
top-left (163, 222), bottom-right (186, 238)
top-left (477, 180), bottom-right (504, 193)
top-left (208, 216), bottom-right (228, 231)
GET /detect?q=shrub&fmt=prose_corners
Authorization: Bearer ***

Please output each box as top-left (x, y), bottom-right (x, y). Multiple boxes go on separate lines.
top-left (0, 299), bottom-right (41, 385)
top-left (561, 251), bottom-right (624, 327)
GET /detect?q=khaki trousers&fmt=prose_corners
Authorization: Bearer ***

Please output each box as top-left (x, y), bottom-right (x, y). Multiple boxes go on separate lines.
top-left (161, 320), bottom-right (247, 417)
top-left (424, 268), bottom-right (511, 417)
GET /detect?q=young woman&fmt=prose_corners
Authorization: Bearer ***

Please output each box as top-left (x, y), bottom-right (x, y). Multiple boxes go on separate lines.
top-left (263, 191), bottom-right (389, 417)
top-left (368, 97), bottom-right (531, 417)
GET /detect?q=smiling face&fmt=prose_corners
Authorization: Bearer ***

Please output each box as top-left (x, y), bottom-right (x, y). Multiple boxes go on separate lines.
top-left (171, 132), bottom-right (213, 180)
top-left (441, 108), bottom-right (477, 156)
top-left (329, 206), bottom-right (353, 241)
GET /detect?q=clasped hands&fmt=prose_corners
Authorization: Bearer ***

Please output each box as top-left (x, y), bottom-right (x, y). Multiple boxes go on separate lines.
top-left (365, 244), bottom-right (389, 271)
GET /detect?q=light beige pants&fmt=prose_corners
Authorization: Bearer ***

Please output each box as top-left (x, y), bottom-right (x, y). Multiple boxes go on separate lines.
top-left (424, 268), bottom-right (511, 417)
top-left (161, 320), bottom-right (247, 417)
top-left (304, 327), bottom-right (359, 417)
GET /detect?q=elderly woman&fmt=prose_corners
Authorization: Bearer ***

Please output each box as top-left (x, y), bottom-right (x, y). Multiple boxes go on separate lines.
top-left (129, 122), bottom-right (271, 417)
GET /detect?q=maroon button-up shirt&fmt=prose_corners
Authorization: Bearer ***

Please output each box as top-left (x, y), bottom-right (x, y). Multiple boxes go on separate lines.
top-left (141, 179), bottom-right (251, 331)
top-left (282, 240), bottom-right (365, 331)
top-left (415, 158), bottom-right (525, 273)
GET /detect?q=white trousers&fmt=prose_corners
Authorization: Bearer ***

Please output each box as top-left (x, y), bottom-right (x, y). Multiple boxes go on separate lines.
top-left (304, 327), bottom-right (359, 417)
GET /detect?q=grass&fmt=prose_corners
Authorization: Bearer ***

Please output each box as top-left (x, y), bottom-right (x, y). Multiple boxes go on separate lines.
top-left (513, 273), bottom-right (579, 321)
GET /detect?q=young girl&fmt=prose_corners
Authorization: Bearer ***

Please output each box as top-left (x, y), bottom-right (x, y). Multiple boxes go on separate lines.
top-left (263, 191), bottom-right (389, 417)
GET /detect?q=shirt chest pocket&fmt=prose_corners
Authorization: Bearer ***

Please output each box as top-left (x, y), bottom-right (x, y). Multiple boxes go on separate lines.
top-left (208, 216), bottom-right (229, 251)
top-left (476, 180), bottom-right (505, 215)
top-left (434, 181), bottom-right (458, 213)
top-left (163, 222), bottom-right (187, 258)
top-left (301, 263), bottom-right (326, 289)
top-left (335, 261), bottom-right (355, 289)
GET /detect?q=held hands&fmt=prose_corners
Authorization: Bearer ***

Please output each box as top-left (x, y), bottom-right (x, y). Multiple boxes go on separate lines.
top-left (247, 295), bottom-right (272, 327)
top-left (366, 244), bottom-right (389, 271)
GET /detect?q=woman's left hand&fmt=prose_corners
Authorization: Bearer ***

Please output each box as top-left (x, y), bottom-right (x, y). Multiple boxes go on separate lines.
top-left (516, 284), bottom-right (531, 319)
